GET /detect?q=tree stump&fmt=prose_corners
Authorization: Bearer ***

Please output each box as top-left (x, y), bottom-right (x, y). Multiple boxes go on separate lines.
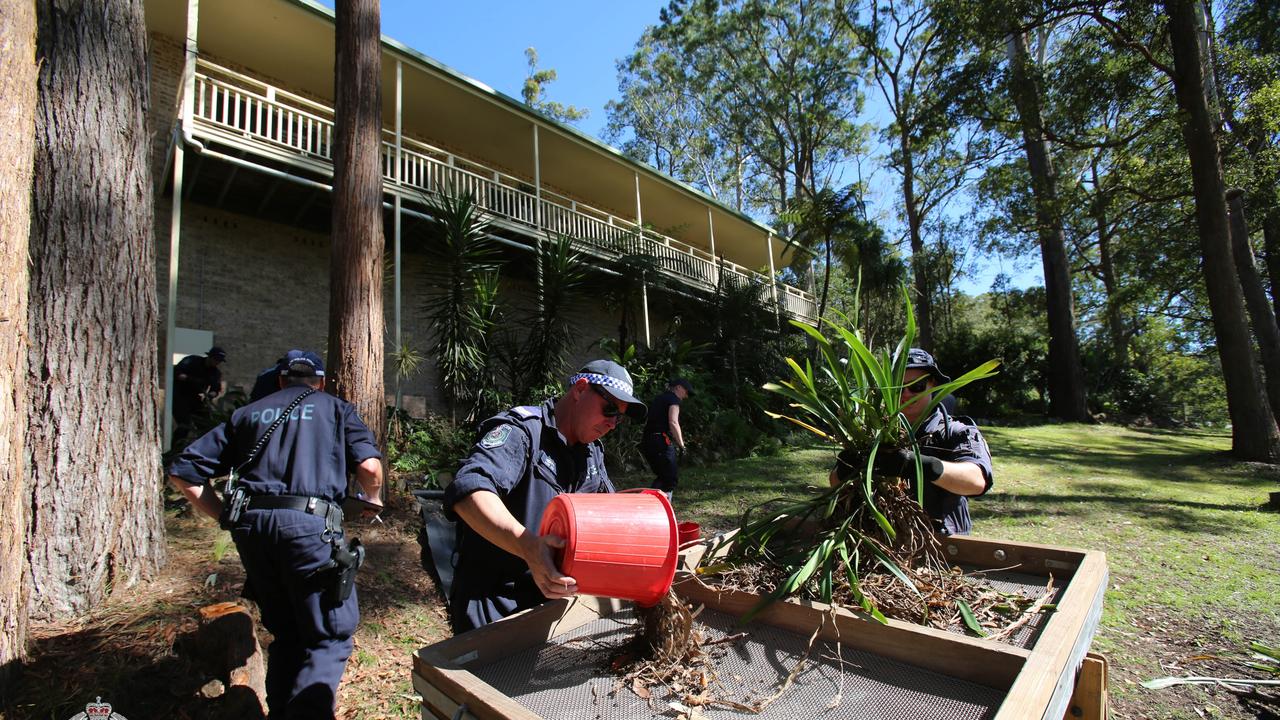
top-left (195, 602), bottom-right (267, 717)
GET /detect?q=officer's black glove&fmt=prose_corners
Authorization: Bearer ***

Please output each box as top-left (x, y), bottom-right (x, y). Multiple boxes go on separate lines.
top-left (874, 447), bottom-right (944, 484)
top-left (833, 448), bottom-right (869, 483)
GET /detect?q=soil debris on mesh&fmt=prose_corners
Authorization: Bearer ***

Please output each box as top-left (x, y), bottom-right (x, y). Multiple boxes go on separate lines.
top-left (605, 589), bottom-right (813, 715)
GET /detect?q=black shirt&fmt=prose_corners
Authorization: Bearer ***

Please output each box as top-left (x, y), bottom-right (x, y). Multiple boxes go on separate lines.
top-left (643, 389), bottom-right (681, 437)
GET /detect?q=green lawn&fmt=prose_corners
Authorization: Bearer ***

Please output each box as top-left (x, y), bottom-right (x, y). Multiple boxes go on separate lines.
top-left (616, 423), bottom-right (1280, 719)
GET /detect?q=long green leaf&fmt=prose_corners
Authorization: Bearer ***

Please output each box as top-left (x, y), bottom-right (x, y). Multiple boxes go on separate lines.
top-left (956, 599), bottom-right (988, 637)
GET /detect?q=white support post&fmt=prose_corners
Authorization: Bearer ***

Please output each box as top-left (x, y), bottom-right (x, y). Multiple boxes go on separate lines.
top-left (767, 232), bottom-right (780, 324)
top-left (164, 0), bottom-right (200, 446)
top-left (636, 173), bottom-right (650, 346)
top-left (707, 206), bottom-right (718, 285)
top-left (532, 125), bottom-right (542, 230)
top-left (394, 59), bottom-right (403, 410)
top-left (642, 276), bottom-right (651, 348)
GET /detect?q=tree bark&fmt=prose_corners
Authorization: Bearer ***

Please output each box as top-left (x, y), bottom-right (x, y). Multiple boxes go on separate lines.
top-left (0, 0), bottom-right (37, 688)
top-left (900, 131), bottom-right (934, 351)
top-left (1166, 0), bottom-right (1280, 461)
top-left (1006, 29), bottom-right (1090, 422)
top-left (1267, 207), bottom-right (1280, 320)
top-left (27, 0), bottom-right (166, 619)
top-left (329, 0), bottom-right (386, 450)
top-left (1226, 189), bottom-right (1280, 420)
top-left (1090, 161), bottom-right (1127, 369)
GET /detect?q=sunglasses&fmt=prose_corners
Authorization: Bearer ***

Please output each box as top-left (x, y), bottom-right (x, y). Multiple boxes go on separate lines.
top-left (591, 385), bottom-right (627, 420)
top-left (902, 376), bottom-right (932, 394)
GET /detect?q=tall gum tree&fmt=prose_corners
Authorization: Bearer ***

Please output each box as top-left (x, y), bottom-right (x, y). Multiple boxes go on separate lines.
top-left (328, 0), bottom-right (387, 450)
top-left (27, 0), bottom-right (165, 619)
top-left (1165, 0), bottom-right (1280, 460)
top-left (1005, 25), bottom-right (1090, 422)
top-left (0, 0), bottom-right (36, 684)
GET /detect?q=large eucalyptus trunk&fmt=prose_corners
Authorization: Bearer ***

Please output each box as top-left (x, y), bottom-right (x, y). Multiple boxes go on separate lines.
top-left (328, 0), bottom-right (386, 449)
top-left (1090, 162), bottom-right (1127, 370)
top-left (1226, 190), bottom-right (1280, 421)
top-left (1006, 29), bottom-right (1090, 422)
top-left (899, 130), bottom-right (934, 351)
top-left (0, 0), bottom-right (37, 688)
top-left (27, 0), bottom-right (165, 619)
top-left (1267, 209), bottom-right (1280, 319)
top-left (1166, 0), bottom-right (1280, 461)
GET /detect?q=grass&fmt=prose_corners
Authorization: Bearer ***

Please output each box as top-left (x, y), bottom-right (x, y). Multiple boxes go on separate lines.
top-left (617, 422), bottom-right (1280, 719)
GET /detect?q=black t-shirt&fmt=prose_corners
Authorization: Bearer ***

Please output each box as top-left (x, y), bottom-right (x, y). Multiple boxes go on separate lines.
top-left (643, 389), bottom-right (681, 436)
top-left (174, 354), bottom-right (222, 399)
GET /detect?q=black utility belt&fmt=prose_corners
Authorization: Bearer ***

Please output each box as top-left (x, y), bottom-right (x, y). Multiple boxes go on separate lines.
top-left (220, 490), bottom-right (342, 531)
top-left (244, 494), bottom-right (342, 518)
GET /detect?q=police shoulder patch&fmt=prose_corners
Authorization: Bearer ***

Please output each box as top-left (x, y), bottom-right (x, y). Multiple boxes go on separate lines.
top-left (480, 424), bottom-right (513, 449)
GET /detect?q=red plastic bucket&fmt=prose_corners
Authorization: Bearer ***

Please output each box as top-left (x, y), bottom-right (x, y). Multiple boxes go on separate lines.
top-left (538, 489), bottom-right (678, 606)
top-left (677, 521), bottom-right (701, 546)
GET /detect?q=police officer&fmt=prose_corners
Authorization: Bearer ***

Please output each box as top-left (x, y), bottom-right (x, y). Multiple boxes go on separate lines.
top-left (172, 346), bottom-right (227, 441)
top-left (249, 355), bottom-right (289, 402)
top-left (444, 359), bottom-right (646, 634)
top-left (831, 348), bottom-right (993, 535)
top-left (641, 378), bottom-right (693, 500)
top-left (167, 349), bottom-right (384, 719)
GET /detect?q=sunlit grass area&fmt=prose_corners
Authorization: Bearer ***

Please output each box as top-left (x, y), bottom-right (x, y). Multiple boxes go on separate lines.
top-left (617, 422), bottom-right (1280, 717)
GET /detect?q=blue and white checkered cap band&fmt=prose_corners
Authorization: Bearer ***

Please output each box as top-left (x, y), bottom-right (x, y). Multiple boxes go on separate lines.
top-left (569, 372), bottom-right (633, 397)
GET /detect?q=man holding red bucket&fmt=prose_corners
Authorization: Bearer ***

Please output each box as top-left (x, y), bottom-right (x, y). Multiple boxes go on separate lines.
top-left (443, 360), bottom-right (647, 633)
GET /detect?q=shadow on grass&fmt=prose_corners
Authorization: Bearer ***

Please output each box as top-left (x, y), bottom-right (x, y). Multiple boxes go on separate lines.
top-left (991, 442), bottom-right (1273, 488)
top-left (982, 488), bottom-right (1269, 536)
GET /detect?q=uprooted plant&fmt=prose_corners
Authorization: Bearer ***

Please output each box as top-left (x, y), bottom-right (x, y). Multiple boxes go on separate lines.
top-left (698, 290), bottom-right (1046, 633)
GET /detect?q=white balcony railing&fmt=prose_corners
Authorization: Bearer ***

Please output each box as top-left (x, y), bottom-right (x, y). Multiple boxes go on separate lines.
top-left (189, 60), bottom-right (817, 322)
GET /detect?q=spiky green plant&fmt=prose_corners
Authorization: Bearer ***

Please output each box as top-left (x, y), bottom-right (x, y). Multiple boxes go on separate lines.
top-left (420, 184), bottom-right (502, 422)
top-left (708, 289), bottom-right (998, 622)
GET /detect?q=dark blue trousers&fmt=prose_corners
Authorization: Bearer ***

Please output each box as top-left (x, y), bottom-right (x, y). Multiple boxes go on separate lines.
top-left (641, 434), bottom-right (679, 493)
top-left (233, 509), bottom-right (359, 720)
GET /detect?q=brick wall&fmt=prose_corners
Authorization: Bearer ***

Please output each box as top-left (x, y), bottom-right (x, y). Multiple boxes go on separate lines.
top-left (154, 199), bottom-right (657, 416)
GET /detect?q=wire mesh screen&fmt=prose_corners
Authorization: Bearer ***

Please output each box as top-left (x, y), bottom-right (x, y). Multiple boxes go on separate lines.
top-left (959, 568), bottom-right (1065, 649)
top-left (469, 606), bottom-right (1005, 720)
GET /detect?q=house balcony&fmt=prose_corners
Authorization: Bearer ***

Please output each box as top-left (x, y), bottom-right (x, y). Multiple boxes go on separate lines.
top-left (186, 59), bottom-right (818, 323)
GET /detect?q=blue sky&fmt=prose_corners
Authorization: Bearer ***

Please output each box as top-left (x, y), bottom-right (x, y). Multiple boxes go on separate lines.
top-left (314, 0), bottom-right (1040, 295)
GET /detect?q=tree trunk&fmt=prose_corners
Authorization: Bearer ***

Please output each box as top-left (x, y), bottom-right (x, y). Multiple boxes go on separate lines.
top-left (900, 131), bottom-right (934, 351)
top-left (1226, 189), bottom-right (1280, 420)
top-left (0, 0), bottom-right (37, 688)
top-left (27, 0), bottom-right (166, 619)
top-left (1006, 29), bottom-right (1090, 422)
top-left (328, 0), bottom-right (386, 450)
top-left (1166, 0), bottom-right (1280, 461)
top-left (1091, 161), bottom-right (1127, 369)
top-left (1267, 207), bottom-right (1280, 320)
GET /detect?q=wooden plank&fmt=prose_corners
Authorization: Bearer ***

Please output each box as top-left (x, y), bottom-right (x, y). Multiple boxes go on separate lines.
top-left (416, 596), bottom-right (620, 670)
top-left (1063, 653), bottom-right (1107, 720)
top-left (994, 551), bottom-right (1108, 720)
top-left (413, 672), bottom-right (479, 720)
top-left (943, 536), bottom-right (1086, 578)
top-left (414, 659), bottom-right (542, 720)
top-left (673, 576), bottom-right (1027, 690)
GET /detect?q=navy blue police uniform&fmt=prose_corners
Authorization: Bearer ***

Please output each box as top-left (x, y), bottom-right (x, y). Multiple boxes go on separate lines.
top-left (249, 357), bottom-right (289, 402)
top-left (913, 405), bottom-right (994, 536)
top-left (168, 384), bottom-right (381, 718)
top-left (443, 399), bottom-right (613, 633)
top-left (641, 389), bottom-right (682, 494)
top-left (173, 353), bottom-right (223, 425)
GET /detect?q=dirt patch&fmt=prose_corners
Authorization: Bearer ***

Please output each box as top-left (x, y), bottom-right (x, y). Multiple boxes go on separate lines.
top-left (1100, 605), bottom-right (1280, 719)
top-left (1, 497), bottom-right (448, 720)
